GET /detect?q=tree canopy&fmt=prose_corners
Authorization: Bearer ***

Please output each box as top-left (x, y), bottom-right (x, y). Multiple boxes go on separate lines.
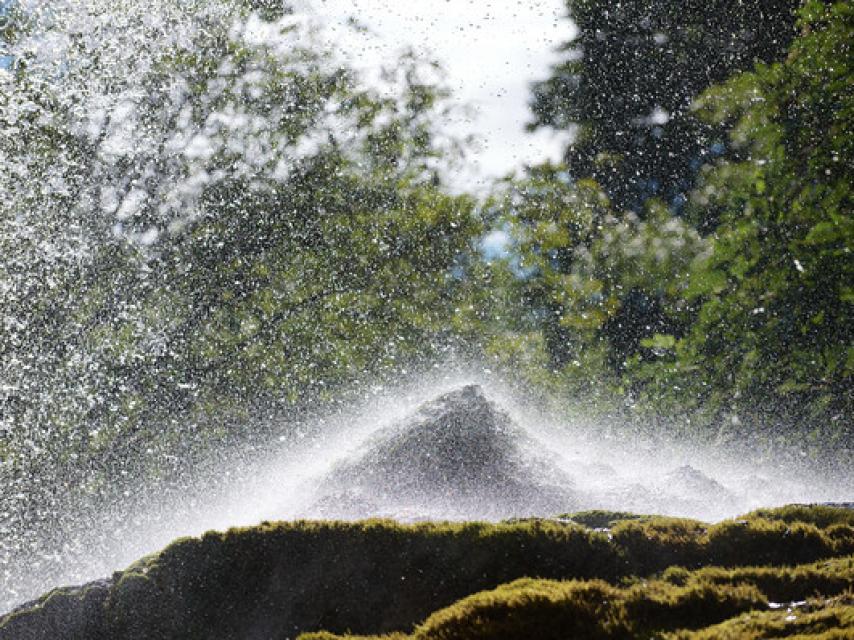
top-left (0, 0), bottom-right (477, 482)
top-left (0, 0), bottom-right (850, 505)
top-left (530, 0), bottom-right (800, 216)
top-left (666, 0), bottom-right (853, 440)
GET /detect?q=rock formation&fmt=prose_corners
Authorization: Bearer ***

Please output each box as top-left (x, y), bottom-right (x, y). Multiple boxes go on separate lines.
top-left (303, 385), bottom-right (578, 520)
top-left (3, 506), bottom-right (853, 640)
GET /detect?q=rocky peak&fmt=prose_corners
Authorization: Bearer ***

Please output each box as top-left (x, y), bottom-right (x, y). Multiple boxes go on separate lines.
top-left (303, 385), bottom-right (577, 520)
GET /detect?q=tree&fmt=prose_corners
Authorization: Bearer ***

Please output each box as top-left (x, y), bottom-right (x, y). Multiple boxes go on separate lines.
top-left (530, 0), bottom-right (800, 216)
top-left (637, 0), bottom-right (853, 446)
top-left (466, 168), bottom-right (618, 404)
top-left (0, 0), bottom-right (478, 487)
top-left (471, 165), bottom-right (707, 409)
top-left (1, 2), bottom-right (486, 604)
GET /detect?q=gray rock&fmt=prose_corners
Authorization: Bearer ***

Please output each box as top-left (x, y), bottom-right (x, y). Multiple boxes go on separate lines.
top-left (0, 577), bottom-right (112, 640)
top-left (304, 385), bottom-right (579, 520)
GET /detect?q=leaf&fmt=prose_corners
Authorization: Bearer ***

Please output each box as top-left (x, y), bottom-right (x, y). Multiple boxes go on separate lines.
top-left (804, 220), bottom-right (851, 245)
top-left (640, 334), bottom-right (677, 350)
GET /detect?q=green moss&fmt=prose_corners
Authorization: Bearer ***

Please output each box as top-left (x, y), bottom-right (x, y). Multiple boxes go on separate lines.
top-left (621, 581), bottom-right (767, 634)
top-left (312, 577), bottom-right (765, 639)
top-left (4, 505), bottom-right (854, 640)
top-left (742, 505), bottom-right (854, 529)
top-left (667, 594), bottom-right (854, 639)
top-left (300, 569), bottom-right (853, 640)
top-left (662, 566), bottom-right (693, 586)
top-left (99, 519), bottom-right (621, 640)
top-left (486, 578), bottom-right (759, 638)
top-left (704, 519), bottom-right (837, 567)
top-left (0, 581), bottom-right (111, 640)
top-left (413, 578), bottom-right (626, 639)
top-left (610, 514), bottom-right (851, 574)
top-left (300, 634), bottom-right (407, 640)
top-left (558, 510), bottom-right (650, 529)
top-left (290, 508), bottom-right (854, 640)
top-left (679, 556), bottom-right (854, 603)
top-left (612, 516), bottom-right (707, 573)
top-left (826, 525), bottom-right (854, 556)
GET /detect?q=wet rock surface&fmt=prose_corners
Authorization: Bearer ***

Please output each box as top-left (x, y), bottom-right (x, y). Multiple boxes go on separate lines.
top-left (0, 577), bottom-right (113, 640)
top-left (294, 386), bottom-right (808, 522)
top-left (304, 385), bottom-right (578, 520)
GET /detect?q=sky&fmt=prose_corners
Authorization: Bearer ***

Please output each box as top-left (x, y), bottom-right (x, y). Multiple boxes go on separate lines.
top-left (295, 0), bottom-right (577, 190)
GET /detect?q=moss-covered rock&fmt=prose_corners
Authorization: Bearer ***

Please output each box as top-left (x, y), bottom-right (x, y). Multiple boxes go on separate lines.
top-left (2, 505), bottom-right (852, 640)
top-left (668, 593), bottom-right (854, 639)
top-left (0, 579), bottom-right (112, 640)
top-left (742, 504), bottom-right (854, 529)
top-left (557, 510), bottom-right (650, 529)
top-left (662, 556), bottom-right (854, 603)
top-left (298, 559), bottom-right (854, 640)
top-left (409, 578), bottom-right (767, 640)
top-left (1, 519), bottom-right (617, 640)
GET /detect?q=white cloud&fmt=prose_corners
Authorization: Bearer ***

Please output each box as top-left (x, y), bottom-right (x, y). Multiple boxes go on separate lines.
top-left (295, 0), bottom-right (577, 189)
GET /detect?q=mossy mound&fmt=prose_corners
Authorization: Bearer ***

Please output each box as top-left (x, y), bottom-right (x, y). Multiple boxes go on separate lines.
top-left (670, 593), bottom-right (854, 639)
top-left (0, 520), bottom-right (622, 640)
top-left (1, 505), bottom-right (852, 640)
top-left (299, 560), bottom-right (854, 640)
top-left (405, 577), bottom-right (767, 639)
top-left (556, 509), bottom-right (650, 529)
top-left (741, 504), bottom-right (854, 529)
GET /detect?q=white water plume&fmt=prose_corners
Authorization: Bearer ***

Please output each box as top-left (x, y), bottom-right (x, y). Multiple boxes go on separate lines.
top-left (1, 374), bottom-right (848, 613)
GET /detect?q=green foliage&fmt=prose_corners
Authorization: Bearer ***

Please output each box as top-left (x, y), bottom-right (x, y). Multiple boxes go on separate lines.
top-left (477, 167), bottom-right (709, 410)
top-left (0, 1), bottom-right (479, 497)
top-left (530, 0), bottom-right (799, 214)
top-left (2, 1), bottom-right (852, 626)
top-left (2, 0), bottom-right (849, 498)
top-left (638, 0), bottom-right (854, 440)
top-left (495, 1), bottom-right (852, 445)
